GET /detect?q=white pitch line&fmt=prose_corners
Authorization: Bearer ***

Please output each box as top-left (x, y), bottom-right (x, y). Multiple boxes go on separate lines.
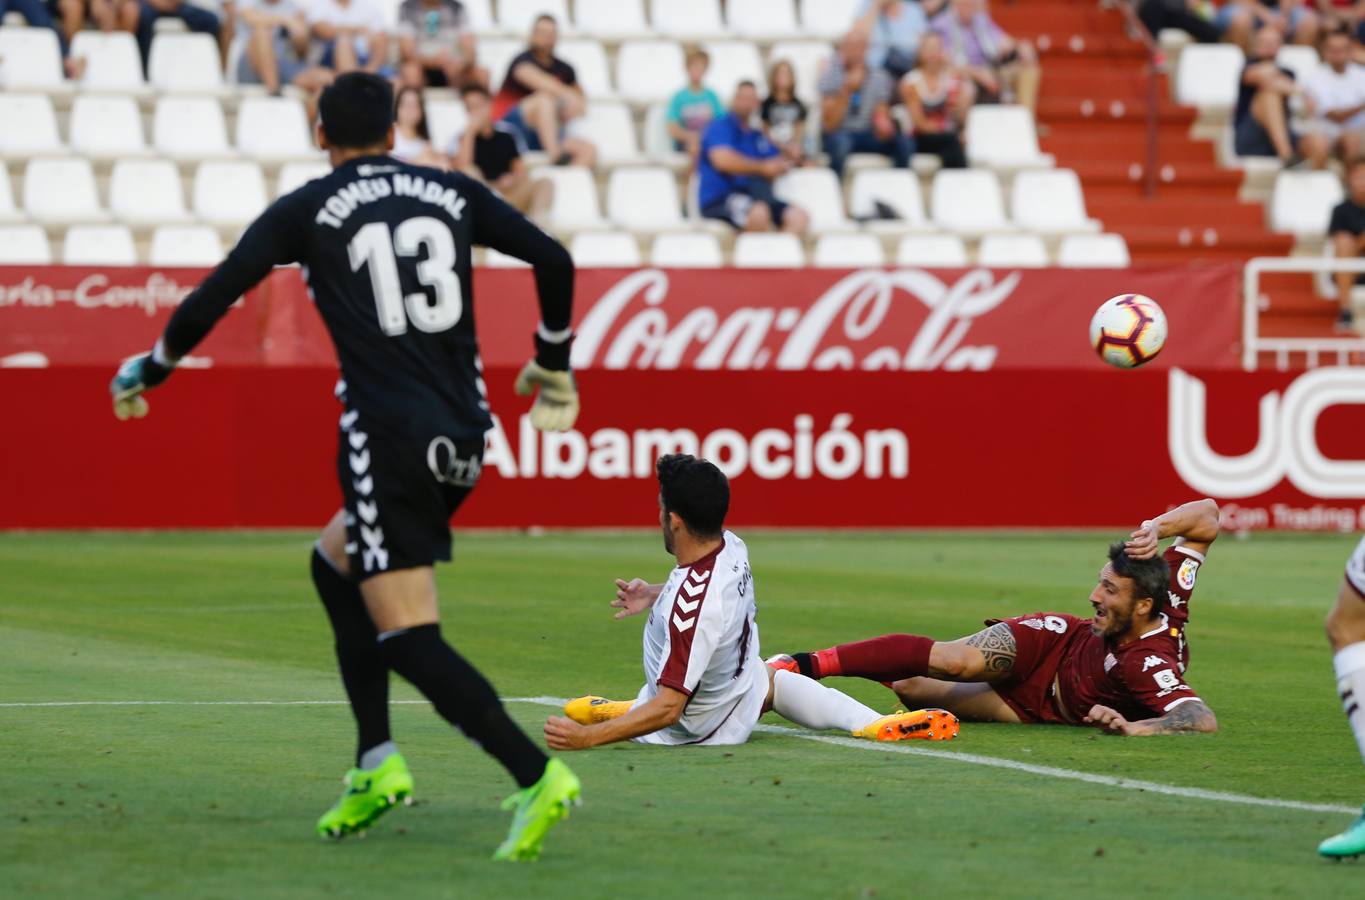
top-left (2, 697), bottom-right (1355, 816)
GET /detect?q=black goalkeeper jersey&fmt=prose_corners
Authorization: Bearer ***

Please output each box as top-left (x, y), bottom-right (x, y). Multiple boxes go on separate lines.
top-left (159, 155), bottom-right (573, 441)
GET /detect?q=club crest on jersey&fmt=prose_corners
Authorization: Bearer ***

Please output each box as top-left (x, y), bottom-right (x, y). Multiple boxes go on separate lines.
top-left (1177, 558), bottom-right (1198, 590)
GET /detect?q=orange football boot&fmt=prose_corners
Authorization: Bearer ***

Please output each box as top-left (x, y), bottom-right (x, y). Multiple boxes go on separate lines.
top-left (855, 708), bottom-right (959, 742)
top-left (765, 654), bottom-right (800, 673)
top-left (563, 696), bottom-right (631, 725)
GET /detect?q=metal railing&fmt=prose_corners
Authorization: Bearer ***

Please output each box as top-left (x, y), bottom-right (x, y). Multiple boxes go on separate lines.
top-left (1243, 257), bottom-right (1365, 370)
top-left (1113, 0), bottom-right (1162, 198)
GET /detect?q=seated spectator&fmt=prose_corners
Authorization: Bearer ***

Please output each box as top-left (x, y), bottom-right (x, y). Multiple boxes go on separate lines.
top-left (397, 0), bottom-right (487, 90)
top-left (237, 0), bottom-right (334, 94)
top-left (857, 0), bottom-right (930, 80)
top-left (1235, 26), bottom-right (1311, 163)
top-left (901, 31), bottom-right (972, 168)
top-left (492, 14), bottom-right (596, 167)
top-left (667, 48), bottom-right (725, 160)
top-left (1329, 157), bottom-right (1365, 332)
top-left (392, 85), bottom-right (449, 168)
top-left (130, 0), bottom-right (221, 70)
top-left (762, 59), bottom-right (809, 162)
top-left (1136, 0), bottom-right (1225, 44)
top-left (1218, 0), bottom-right (1319, 46)
top-left (308, 0), bottom-right (391, 77)
top-left (452, 84), bottom-right (554, 222)
top-left (819, 30), bottom-right (912, 178)
top-left (53, 0), bottom-right (118, 49)
top-left (933, 0), bottom-right (1041, 112)
top-left (698, 80), bottom-right (810, 235)
top-left (1301, 28), bottom-right (1365, 168)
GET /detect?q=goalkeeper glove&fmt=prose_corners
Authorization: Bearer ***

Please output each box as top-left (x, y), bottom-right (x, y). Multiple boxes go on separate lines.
top-left (110, 345), bottom-right (175, 420)
top-left (514, 333), bottom-right (579, 432)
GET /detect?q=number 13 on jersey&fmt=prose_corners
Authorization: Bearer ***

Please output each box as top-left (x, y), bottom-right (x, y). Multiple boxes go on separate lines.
top-left (348, 216), bottom-right (464, 336)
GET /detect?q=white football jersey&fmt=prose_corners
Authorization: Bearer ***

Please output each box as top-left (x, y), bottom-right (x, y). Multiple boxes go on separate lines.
top-left (633, 530), bottom-right (767, 745)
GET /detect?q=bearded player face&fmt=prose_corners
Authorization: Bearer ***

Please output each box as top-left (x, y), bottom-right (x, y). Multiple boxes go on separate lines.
top-left (1089, 563), bottom-right (1139, 638)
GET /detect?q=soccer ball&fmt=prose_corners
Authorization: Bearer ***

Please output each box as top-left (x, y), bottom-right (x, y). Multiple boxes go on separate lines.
top-left (1089, 294), bottom-right (1168, 368)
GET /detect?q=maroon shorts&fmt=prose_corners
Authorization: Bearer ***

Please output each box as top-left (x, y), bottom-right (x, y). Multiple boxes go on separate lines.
top-left (987, 612), bottom-right (1085, 725)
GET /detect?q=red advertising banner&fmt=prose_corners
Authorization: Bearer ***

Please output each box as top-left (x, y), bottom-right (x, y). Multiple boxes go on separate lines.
top-left (3, 366), bottom-right (1362, 531)
top-left (0, 265), bottom-right (1242, 371)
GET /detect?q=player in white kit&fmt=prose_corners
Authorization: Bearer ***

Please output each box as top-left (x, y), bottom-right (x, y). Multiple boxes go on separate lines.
top-left (542, 454), bottom-right (959, 750)
top-left (1320, 535), bottom-right (1365, 859)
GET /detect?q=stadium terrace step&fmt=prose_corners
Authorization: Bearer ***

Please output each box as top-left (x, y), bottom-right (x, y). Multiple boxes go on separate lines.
top-left (1037, 68), bottom-right (1171, 104)
top-left (1090, 196), bottom-right (1272, 229)
top-left (992, 2), bottom-right (1126, 37)
top-left (1037, 98), bottom-right (1195, 128)
top-left (1042, 134), bottom-right (1216, 165)
top-left (1117, 224), bottom-right (1293, 263)
top-left (1068, 163), bottom-right (1243, 197)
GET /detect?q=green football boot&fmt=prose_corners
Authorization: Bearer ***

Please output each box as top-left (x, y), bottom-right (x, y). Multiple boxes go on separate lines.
top-left (316, 753), bottom-right (414, 839)
top-left (492, 759), bottom-right (582, 861)
top-left (1319, 805), bottom-right (1365, 860)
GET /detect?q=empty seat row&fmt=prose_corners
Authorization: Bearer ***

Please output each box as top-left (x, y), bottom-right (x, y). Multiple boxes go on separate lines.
top-left (1175, 42), bottom-right (1322, 110)
top-left (1, 30), bottom-right (226, 93)
top-left (1269, 170), bottom-right (1345, 236)
top-left (0, 223), bottom-right (223, 265)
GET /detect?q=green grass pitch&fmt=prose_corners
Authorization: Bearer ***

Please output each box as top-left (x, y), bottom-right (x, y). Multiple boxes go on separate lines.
top-left (3, 529), bottom-right (1364, 898)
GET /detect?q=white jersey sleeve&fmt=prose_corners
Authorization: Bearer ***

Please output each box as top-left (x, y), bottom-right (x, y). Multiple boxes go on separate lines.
top-left (1347, 535), bottom-right (1365, 599)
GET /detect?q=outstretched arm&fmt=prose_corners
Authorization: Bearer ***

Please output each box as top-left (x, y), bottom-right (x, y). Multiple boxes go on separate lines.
top-left (1085, 700), bottom-right (1218, 736)
top-left (544, 687), bottom-right (687, 749)
top-left (1125, 498), bottom-right (1220, 560)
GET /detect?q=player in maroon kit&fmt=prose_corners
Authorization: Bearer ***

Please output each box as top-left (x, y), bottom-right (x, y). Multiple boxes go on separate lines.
top-left (768, 499), bottom-right (1220, 736)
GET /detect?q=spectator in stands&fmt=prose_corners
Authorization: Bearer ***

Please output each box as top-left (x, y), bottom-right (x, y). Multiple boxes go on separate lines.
top-left (452, 84), bottom-right (554, 222)
top-left (52, 0), bottom-right (118, 50)
top-left (762, 59), bottom-right (809, 163)
top-left (237, 0), bottom-right (334, 94)
top-left (1136, 0), bottom-right (1226, 44)
top-left (392, 85), bottom-right (449, 168)
top-left (131, 0), bottom-right (221, 70)
top-left (1328, 157), bottom-right (1365, 332)
top-left (493, 14), bottom-right (596, 168)
top-left (901, 31), bottom-right (972, 168)
top-left (1235, 26), bottom-right (1311, 163)
top-left (932, 0), bottom-right (1041, 112)
top-left (857, 0), bottom-right (930, 80)
top-left (819, 29), bottom-right (912, 178)
top-left (667, 48), bottom-right (725, 161)
top-left (396, 0), bottom-right (487, 90)
top-left (308, 0), bottom-right (391, 77)
top-left (698, 81), bottom-right (810, 235)
top-left (1301, 28), bottom-right (1365, 168)
top-left (1218, 0), bottom-right (1320, 46)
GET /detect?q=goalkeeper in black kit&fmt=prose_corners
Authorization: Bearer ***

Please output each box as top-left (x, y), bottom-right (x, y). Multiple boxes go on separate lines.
top-left (109, 73), bottom-right (581, 861)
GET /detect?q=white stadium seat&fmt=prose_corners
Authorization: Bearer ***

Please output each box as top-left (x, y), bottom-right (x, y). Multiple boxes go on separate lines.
top-left (70, 95), bottom-right (148, 159)
top-left (775, 168), bottom-right (851, 233)
top-left (277, 161), bottom-right (330, 197)
top-left (702, 41), bottom-right (766, 101)
top-left (728, 0), bottom-right (801, 39)
top-left (148, 33), bottom-right (225, 93)
top-left (570, 232), bottom-right (642, 267)
top-left (498, 0), bottom-right (571, 35)
top-left (425, 99), bottom-right (469, 154)
top-left (110, 159), bottom-right (191, 224)
top-left (556, 39), bottom-right (613, 98)
top-left (931, 169), bottom-right (1009, 235)
top-left (1175, 44), bottom-right (1244, 109)
top-left (1010, 169), bottom-right (1098, 234)
top-left (479, 38), bottom-right (524, 92)
top-left (896, 234), bottom-right (969, 266)
top-left (63, 225), bottom-right (137, 265)
top-left (72, 32), bottom-right (146, 92)
top-left (1276, 45), bottom-right (1320, 85)
top-left (965, 106), bottom-right (1052, 168)
top-left (1270, 171), bottom-right (1345, 236)
top-left (733, 232), bottom-right (806, 268)
top-left (483, 247), bottom-right (530, 266)
top-left (1057, 233), bottom-right (1132, 268)
top-left (574, 102), bottom-right (642, 166)
top-left (642, 103), bottom-right (689, 168)
top-left (459, 0), bottom-right (495, 32)
top-left (150, 225), bottom-right (225, 266)
top-left (650, 0), bottom-right (725, 38)
top-left (0, 225), bottom-right (52, 264)
top-left (813, 233), bottom-right (886, 268)
top-left (800, 0), bottom-right (859, 39)
top-left (154, 96), bottom-right (232, 160)
top-left (605, 167), bottom-right (683, 230)
top-left (849, 169), bottom-right (929, 231)
top-left (0, 94), bottom-right (64, 157)
top-left (616, 40), bottom-right (687, 105)
top-left (193, 161), bottom-right (268, 225)
top-left (236, 96), bottom-right (316, 160)
top-left (977, 234), bottom-right (1050, 268)
top-left (0, 28), bottom-right (64, 90)
top-left (767, 41), bottom-right (834, 104)
top-left (650, 231), bottom-right (723, 267)
top-left (575, 0), bottom-right (648, 38)
top-left (23, 158), bottom-right (108, 224)
top-left (0, 164), bottom-right (21, 223)
top-left (531, 166), bottom-right (606, 229)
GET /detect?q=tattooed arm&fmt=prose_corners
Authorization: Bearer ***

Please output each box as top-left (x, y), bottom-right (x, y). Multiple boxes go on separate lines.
top-left (1084, 700), bottom-right (1218, 736)
top-left (959, 622), bottom-right (1018, 677)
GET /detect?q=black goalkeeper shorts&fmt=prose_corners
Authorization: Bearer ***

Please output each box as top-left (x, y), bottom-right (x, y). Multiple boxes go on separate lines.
top-left (336, 409), bottom-right (484, 580)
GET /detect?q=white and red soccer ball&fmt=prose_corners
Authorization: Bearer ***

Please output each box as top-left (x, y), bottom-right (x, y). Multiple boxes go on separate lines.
top-left (1089, 294), bottom-right (1168, 369)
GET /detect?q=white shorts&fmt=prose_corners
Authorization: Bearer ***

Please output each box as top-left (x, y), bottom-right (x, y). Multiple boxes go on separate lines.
top-left (1347, 535), bottom-right (1365, 599)
top-left (631, 668), bottom-right (769, 747)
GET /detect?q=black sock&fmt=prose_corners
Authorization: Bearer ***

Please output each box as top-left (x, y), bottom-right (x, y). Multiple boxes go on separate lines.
top-left (792, 652), bottom-right (816, 679)
top-left (311, 548), bottom-right (391, 766)
top-left (379, 624), bottom-right (547, 788)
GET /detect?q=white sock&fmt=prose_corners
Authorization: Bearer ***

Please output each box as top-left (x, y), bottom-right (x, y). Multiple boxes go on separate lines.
top-left (359, 740), bottom-right (397, 771)
top-left (1335, 643), bottom-right (1365, 765)
top-left (771, 669), bottom-right (882, 732)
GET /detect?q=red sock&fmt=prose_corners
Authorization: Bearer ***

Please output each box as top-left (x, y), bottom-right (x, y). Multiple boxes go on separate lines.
top-left (818, 634), bottom-right (933, 682)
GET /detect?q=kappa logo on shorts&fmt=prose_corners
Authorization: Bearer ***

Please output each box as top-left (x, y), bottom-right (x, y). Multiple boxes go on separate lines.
top-left (1177, 558), bottom-right (1199, 591)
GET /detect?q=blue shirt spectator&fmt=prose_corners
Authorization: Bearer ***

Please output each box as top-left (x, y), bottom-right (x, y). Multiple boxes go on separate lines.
top-left (697, 82), bottom-right (808, 234)
top-left (858, 0), bottom-right (930, 78)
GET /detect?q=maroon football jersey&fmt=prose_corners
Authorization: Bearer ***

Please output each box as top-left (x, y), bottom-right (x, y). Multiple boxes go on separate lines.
top-left (1052, 543), bottom-right (1205, 724)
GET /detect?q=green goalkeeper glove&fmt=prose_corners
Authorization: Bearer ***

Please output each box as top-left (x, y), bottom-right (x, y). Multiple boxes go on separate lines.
top-left (110, 347), bottom-right (174, 420)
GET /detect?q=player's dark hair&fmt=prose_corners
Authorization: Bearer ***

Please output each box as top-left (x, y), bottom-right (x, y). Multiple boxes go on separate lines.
top-left (1108, 542), bottom-right (1170, 615)
top-left (319, 72), bottom-right (394, 150)
top-left (657, 454), bottom-right (729, 540)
